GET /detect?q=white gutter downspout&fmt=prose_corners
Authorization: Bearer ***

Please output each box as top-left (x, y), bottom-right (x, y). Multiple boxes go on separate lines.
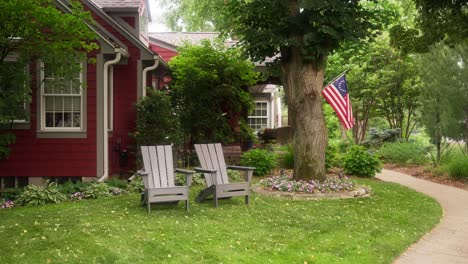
top-left (142, 56), bottom-right (160, 96)
top-left (98, 49), bottom-right (123, 182)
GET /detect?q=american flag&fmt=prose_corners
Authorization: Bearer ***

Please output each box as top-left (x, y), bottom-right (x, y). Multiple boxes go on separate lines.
top-left (322, 74), bottom-right (355, 130)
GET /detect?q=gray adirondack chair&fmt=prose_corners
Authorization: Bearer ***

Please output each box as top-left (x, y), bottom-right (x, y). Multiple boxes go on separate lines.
top-left (138, 145), bottom-right (194, 213)
top-left (194, 143), bottom-right (255, 207)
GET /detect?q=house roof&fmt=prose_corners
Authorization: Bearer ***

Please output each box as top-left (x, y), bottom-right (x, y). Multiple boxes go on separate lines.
top-left (149, 32), bottom-right (219, 47)
top-left (249, 84), bottom-right (280, 94)
top-left (149, 32), bottom-right (279, 66)
top-left (83, 0), bottom-right (167, 67)
top-left (90, 0), bottom-right (141, 9)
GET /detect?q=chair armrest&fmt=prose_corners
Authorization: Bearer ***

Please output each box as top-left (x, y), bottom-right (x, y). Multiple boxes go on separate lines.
top-left (175, 168), bottom-right (195, 174)
top-left (194, 167), bottom-right (218, 173)
top-left (137, 169), bottom-right (149, 176)
top-left (227, 165), bottom-right (255, 171)
top-left (227, 165), bottom-right (254, 184)
top-left (175, 168), bottom-right (195, 187)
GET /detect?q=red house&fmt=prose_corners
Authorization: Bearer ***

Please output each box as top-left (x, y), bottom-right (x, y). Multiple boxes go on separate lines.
top-left (0, 0), bottom-right (168, 188)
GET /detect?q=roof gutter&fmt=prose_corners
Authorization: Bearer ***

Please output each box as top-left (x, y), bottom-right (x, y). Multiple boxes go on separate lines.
top-left (142, 56), bottom-right (160, 97)
top-left (98, 48), bottom-right (127, 182)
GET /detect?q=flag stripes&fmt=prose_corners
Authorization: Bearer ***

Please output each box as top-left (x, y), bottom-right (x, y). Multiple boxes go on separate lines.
top-left (322, 74), bottom-right (355, 130)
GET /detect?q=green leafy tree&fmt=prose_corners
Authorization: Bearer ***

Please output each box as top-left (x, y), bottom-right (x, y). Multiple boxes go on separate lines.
top-left (159, 0), bottom-right (394, 180)
top-left (0, 0), bottom-right (97, 159)
top-left (133, 89), bottom-right (182, 146)
top-left (221, 1), bottom-right (395, 181)
top-left (418, 42), bottom-right (468, 157)
top-left (390, 0), bottom-right (467, 52)
top-left (169, 40), bottom-right (259, 146)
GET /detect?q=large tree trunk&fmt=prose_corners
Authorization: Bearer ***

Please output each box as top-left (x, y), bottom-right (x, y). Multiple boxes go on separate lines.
top-left (282, 47), bottom-right (327, 181)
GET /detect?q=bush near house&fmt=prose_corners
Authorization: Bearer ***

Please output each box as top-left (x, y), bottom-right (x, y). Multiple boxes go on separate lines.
top-left (240, 148), bottom-right (277, 176)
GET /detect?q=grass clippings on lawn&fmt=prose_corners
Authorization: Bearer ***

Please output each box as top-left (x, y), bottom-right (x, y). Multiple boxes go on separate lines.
top-left (0, 179), bottom-right (441, 264)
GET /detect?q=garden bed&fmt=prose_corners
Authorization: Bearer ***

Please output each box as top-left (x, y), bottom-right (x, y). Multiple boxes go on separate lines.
top-left (253, 169), bottom-right (372, 200)
top-left (384, 164), bottom-right (468, 191)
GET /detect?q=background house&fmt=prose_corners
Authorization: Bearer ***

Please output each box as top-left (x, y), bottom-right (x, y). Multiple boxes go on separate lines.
top-left (148, 32), bottom-right (283, 134)
top-left (0, 0), bottom-right (167, 188)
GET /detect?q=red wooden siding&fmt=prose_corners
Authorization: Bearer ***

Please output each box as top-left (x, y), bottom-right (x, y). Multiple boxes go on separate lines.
top-left (149, 43), bottom-right (178, 62)
top-left (121, 16), bottom-right (136, 28)
top-left (0, 53), bottom-right (98, 177)
top-left (91, 14), bottom-right (140, 176)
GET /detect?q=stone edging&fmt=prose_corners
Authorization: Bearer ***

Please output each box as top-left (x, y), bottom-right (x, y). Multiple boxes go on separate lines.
top-left (251, 185), bottom-right (372, 200)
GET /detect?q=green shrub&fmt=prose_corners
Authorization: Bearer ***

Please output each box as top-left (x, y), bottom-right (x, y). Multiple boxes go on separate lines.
top-left (106, 178), bottom-right (128, 189)
top-left (448, 157), bottom-right (468, 180)
top-left (16, 182), bottom-right (67, 206)
top-left (227, 169), bottom-right (244, 182)
top-left (132, 89), bottom-right (181, 146)
top-left (377, 141), bottom-right (429, 165)
top-left (282, 144), bottom-right (294, 169)
top-left (58, 180), bottom-right (87, 194)
top-left (362, 128), bottom-right (401, 148)
top-left (82, 182), bottom-right (111, 199)
top-left (344, 145), bottom-right (382, 178)
top-left (240, 148), bottom-right (277, 176)
top-left (326, 142), bottom-right (339, 171)
top-left (128, 176), bottom-right (145, 193)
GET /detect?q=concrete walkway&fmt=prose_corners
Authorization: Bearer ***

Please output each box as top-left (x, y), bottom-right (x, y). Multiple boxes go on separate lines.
top-left (377, 169), bottom-right (468, 264)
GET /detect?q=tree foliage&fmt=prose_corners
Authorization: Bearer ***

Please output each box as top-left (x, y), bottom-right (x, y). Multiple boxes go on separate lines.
top-left (418, 42), bottom-right (468, 155)
top-left (0, 0), bottom-right (97, 159)
top-left (327, 32), bottom-right (421, 143)
top-left (133, 89), bottom-right (181, 146)
top-left (169, 40), bottom-right (259, 145)
top-left (390, 0), bottom-right (468, 52)
top-left (159, 0), bottom-right (395, 180)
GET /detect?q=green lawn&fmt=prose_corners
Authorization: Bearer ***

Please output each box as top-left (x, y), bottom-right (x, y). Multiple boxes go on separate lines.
top-left (0, 179), bottom-right (441, 264)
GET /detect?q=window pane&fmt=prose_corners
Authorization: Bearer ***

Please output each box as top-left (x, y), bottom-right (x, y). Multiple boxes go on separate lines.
top-left (3, 177), bottom-right (15, 188)
top-left (71, 80), bottom-right (81, 94)
top-left (44, 79), bottom-right (54, 94)
top-left (73, 113), bottom-right (81, 127)
top-left (63, 113), bottom-right (72, 127)
top-left (54, 113), bottom-right (63, 127)
top-left (72, 97), bottom-right (81, 111)
top-left (45, 97), bottom-right (54, 111)
top-left (46, 112), bottom-right (54, 127)
top-left (63, 97), bottom-right (72, 111)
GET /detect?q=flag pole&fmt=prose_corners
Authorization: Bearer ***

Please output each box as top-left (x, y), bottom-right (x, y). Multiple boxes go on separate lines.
top-left (324, 70), bottom-right (348, 88)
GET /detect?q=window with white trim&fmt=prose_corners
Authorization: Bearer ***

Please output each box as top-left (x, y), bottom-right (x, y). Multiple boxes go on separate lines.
top-left (248, 101), bottom-right (269, 132)
top-left (41, 63), bottom-right (83, 130)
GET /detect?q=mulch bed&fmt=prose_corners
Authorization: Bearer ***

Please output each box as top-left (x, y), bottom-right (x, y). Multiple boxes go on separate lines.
top-left (384, 163), bottom-right (468, 191)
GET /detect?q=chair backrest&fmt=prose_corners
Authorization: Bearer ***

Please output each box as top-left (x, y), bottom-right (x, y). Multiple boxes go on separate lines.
top-left (194, 143), bottom-right (229, 186)
top-left (141, 145), bottom-right (175, 189)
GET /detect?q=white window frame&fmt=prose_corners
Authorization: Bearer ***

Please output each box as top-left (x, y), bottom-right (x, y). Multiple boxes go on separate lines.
top-left (40, 62), bottom-right (84, 131)
top-left (248, 101), bottom-right (270, 132)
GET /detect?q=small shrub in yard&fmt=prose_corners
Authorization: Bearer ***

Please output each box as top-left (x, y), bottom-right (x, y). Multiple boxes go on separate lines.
top-left (128, 176), bottom-right (145, 193)
top-left (58, 180), bottom-right (87, 195)
top-left (16, 182), bottom-right (67, 206)
top-left (344, 145), bottom-right (381, 178)
top-left (0, 199), bottom-right (14, 209)
top-left (106, 178), bottom-right (128, 189)
top-left (448, 157), bottom-right (468, 180)
top-left (260, 175), bottom-right (355, 193)
top-left (377, 141), bottom-right (429, 165)
top-left (241, 148), bottom-right (277, 176)
top-left (82, 182), bottom-right (111, 199)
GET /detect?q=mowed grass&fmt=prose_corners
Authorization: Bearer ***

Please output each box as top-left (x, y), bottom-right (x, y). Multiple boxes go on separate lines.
top-left (0, 179), bottom-right (441, 264)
